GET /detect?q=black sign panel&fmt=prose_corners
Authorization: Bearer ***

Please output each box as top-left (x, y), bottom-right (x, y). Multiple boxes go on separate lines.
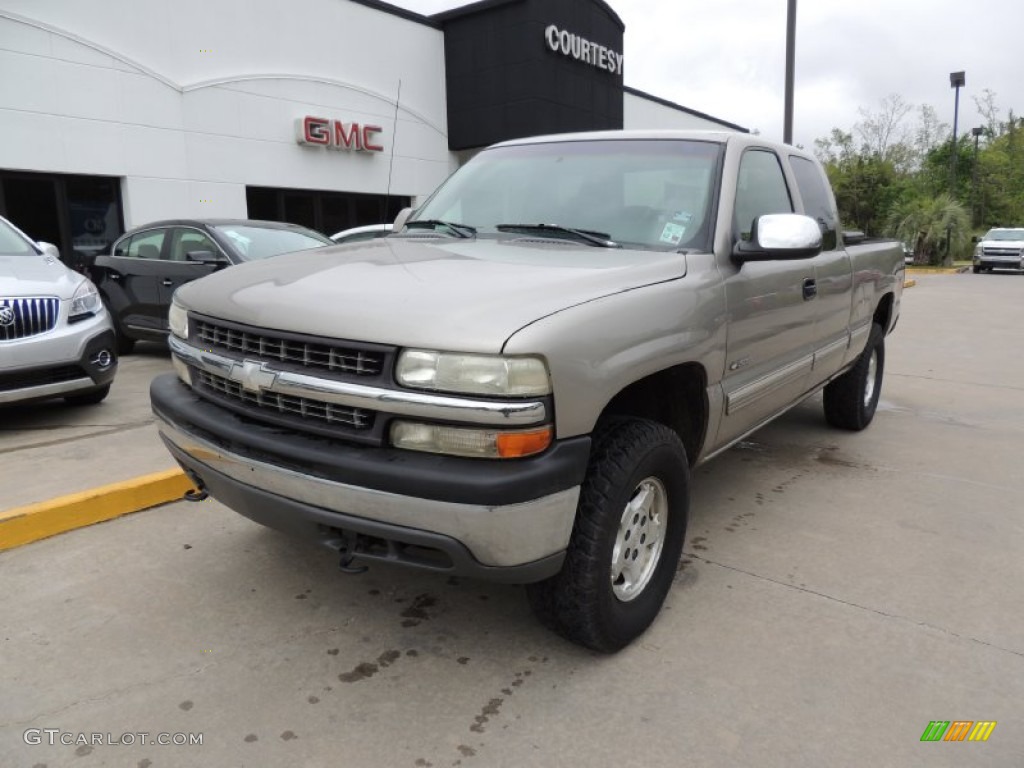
top-left (439, 0), bottom-right (625, 151)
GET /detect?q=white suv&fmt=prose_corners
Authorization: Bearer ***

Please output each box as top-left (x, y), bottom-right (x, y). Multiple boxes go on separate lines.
top-left (0, 216), bottom-right (118, 406)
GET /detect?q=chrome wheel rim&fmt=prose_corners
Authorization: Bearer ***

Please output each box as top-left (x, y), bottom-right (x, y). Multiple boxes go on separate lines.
top-left (611, 477), bottom-right (668, 602)
top-left (864, 349), bottom-right (878, 408)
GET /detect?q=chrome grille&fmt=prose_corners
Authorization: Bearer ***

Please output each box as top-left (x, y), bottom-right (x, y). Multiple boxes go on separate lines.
top-left (0, 297), bottom-right (60, 341)
top-left (194, 319), bottom-right (384, 377)
top-left (196, 370), bottom-right (374, 430)
top-left (982, 246), bottom-right (1020, 257)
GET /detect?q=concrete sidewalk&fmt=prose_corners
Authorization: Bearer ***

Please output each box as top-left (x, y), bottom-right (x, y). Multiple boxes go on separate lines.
top-left (0, 344), bottom-right (188, 550)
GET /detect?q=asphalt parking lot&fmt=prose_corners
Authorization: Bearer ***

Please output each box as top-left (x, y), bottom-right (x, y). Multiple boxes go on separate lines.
top-left (1, 274), bottom-right (1022, 767)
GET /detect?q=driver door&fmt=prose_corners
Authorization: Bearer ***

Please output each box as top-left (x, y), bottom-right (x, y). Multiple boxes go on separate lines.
top-left (716, 148), bottom-right (819, 447)
top-left (158, 227), bottom-right (228, 306)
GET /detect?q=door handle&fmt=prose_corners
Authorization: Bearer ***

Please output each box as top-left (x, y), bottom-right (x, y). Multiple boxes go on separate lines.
top-left (802, 278), bottom-right (817, 300)
top-left (162, 279), bottom-right (174, 286)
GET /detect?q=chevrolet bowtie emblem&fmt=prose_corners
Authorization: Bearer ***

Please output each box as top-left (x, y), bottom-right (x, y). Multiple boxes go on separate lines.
top-left (231, 360), bottom-right (278, 393)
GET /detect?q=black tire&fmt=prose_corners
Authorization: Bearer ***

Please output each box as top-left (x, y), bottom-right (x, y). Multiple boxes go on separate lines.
top-left (65, 384), bottom-right (111, 406)
top-left (972, 265), bottom-right (981, 274)
top-left (526, 418), bottom-right (689, 652)
top-left (823, 322), bottom-right (884, 431)
top-left (115, 327), bottom-right (135, 355)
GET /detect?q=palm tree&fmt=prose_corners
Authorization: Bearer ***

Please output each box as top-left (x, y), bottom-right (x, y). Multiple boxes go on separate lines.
top-left (887, 194), bottom-right (971, 265)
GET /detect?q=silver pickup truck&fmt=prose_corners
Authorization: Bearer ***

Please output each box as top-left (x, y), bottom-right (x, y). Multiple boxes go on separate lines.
top-left (151, 130), bottom-right (903, 651)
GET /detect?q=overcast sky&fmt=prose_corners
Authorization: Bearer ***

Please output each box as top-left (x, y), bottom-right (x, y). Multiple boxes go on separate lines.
top-left (390, 0), bottom-right (1023, 149)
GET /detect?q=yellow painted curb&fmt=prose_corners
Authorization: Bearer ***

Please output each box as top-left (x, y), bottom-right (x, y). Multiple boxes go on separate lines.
top-left (904, 278), bottom-right (917, 288)
top-left (0, 468), bottom-right (193, 551)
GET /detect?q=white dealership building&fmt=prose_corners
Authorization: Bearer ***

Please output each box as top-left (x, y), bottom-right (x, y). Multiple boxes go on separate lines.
top-left (0, 0), bottom-right (745, 261)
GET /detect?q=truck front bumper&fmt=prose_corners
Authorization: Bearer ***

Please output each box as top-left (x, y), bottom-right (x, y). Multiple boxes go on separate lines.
top-left (974, 255), bottom-right (1024, 270)
top-left (151, 374), bottom-right (590, 582)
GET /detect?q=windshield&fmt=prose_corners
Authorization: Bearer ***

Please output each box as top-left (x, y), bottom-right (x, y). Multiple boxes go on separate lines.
top-left (214, 224), bottom-right (331, 261)
top-left (412, 139), bottom-right (722, 251)
top-left (0, 219), bottom-right (40, 257)
top-left (984, 229), bottom-right (1024, 241)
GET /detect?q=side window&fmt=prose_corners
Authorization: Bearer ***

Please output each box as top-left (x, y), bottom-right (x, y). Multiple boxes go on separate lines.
top-left (789, 155), bottom-right (838, 250)
top-left (734, 149), bottom-right (793, 240)
top-left (169, 228), bottom-right (219, 261)
top-left (113, 236), bottom-right (132, 257)
top-left (126, 230), bottom-right (166, 260)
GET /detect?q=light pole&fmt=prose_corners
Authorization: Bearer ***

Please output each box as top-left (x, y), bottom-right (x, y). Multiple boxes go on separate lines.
top-left (972, 126), bottom-right (984, 226)
top-left (945, 71), bottom-right (965, 264)
top-left (783, 0), bottom-right (796, 144)
top-left (949, 71), bottom-right (965, 195)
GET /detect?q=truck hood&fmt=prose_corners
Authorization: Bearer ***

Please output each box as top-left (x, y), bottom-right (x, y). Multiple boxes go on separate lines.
top-left (980, 239), bottom-right (1024, 248)
top-left (0, 254), bottom-right (82, 299)
top-left (175, 237), bottom-right (688, 352)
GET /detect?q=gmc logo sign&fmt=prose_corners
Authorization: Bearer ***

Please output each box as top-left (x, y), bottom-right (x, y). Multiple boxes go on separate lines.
top-left (296, 117), bottom-right (384, 152)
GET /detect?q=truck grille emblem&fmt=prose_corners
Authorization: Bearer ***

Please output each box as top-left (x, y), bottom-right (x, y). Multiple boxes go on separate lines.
top-left (231, 360), bottom-right (278, 393)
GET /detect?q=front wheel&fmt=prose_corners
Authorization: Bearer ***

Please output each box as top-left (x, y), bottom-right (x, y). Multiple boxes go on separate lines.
top-left (526, 418), bottom-right (689, 652)
top-left (823, 322), bottom-right (885, 430)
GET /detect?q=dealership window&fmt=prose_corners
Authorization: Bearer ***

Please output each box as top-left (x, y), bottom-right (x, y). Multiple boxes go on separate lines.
top-left (0, 170), bottom-right (123, 267)
top-left (246, 187), bottom-right (410, 237)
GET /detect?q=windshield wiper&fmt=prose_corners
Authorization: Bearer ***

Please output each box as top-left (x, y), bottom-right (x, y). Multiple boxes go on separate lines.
top-left (496, 223), bottom-right (619, 248)
top-left (403, 219), bottom-right (476, 239)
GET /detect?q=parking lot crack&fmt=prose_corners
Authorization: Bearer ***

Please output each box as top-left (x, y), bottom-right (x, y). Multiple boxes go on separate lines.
top-left (889, 372), bottom-right (1024, 394)
top-left (688, 553), bottom-right (1024, 660)
top-left (0, 419), bottom-right (156, 455)
top-left (0, 662), bottom-right (216, 728)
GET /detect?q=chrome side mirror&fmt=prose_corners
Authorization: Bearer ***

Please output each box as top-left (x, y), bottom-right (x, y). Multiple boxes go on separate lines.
top-left (393, 207), bottom-right (413, 232)
top-left (37, 241), bottom-right (61, 260)
top-left (733, 214), bottom-right (823, 262)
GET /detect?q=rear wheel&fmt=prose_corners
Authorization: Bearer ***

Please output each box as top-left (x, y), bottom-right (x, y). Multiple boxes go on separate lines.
top-left (823, 322), bottom-right (884, 430)
top-left (526, 418), bottom-right (689, 652)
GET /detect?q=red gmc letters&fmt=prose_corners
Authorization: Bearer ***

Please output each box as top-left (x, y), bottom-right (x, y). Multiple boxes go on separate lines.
top-left (296, 117), bottom-right (384, 152)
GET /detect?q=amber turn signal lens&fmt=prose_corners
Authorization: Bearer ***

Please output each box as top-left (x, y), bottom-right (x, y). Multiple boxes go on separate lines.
top-left (495, 426), bottom-right (552, 458)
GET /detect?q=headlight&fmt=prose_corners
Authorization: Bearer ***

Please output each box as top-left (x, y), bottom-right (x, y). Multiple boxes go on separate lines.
top-left (396, 350), bottom-right (550, 396)
top-left (69, 279), bottom-right (101, 319)
top-left (168, 299), bottom-right (189, 340)
top-left (391, 421), bottom-right (552, 459)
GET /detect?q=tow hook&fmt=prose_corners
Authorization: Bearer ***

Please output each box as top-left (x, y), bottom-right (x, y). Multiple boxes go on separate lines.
top-left (182, 469), bottom-right (209, 502)
top-left (325, 533), bottom-right (369, 575)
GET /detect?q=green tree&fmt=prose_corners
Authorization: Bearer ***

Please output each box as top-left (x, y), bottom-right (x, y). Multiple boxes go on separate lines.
top-left (886, 194), bottom-right (971, 265)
